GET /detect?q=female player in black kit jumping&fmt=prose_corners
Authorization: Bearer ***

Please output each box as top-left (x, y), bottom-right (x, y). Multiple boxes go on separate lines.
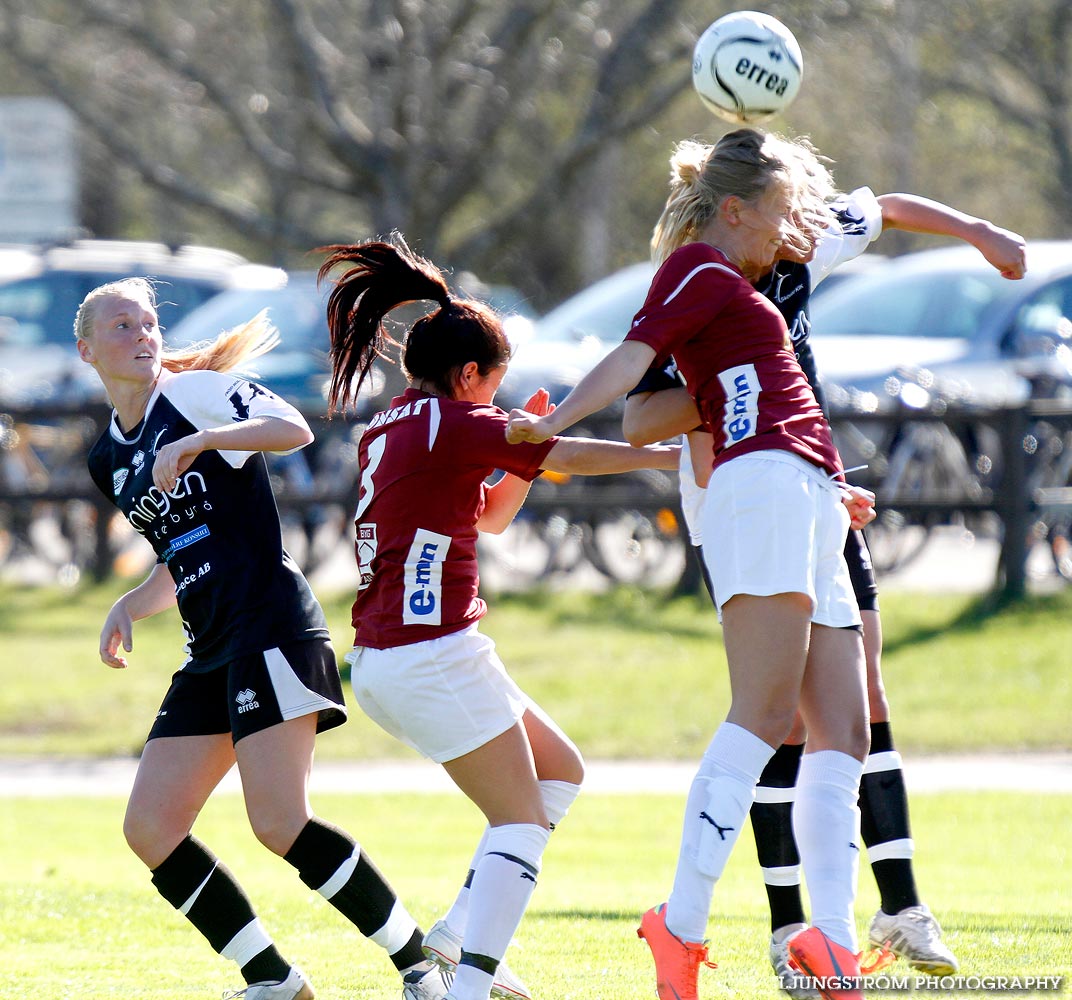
top-left (75, 278), bottom-right (452, 1000)
top-left (621, 130), bottom-right (1026, 997)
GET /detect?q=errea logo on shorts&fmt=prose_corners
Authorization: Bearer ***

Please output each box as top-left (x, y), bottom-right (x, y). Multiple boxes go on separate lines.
top-left (235, 688), bottom-right (260, 713)
top-left (403, 528), bottom-right (452, 625)
top-left (718, 363), bottom-right (760, 444)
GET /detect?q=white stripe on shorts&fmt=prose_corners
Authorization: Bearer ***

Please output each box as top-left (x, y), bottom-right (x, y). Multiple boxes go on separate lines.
top-left (263, 646), bottom-right (338, 720)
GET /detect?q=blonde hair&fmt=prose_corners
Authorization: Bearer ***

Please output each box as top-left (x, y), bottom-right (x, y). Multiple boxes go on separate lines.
top-left (74, 277), bottom-right (280, 373)
top-left (650, 128), bottom-right (836, 265)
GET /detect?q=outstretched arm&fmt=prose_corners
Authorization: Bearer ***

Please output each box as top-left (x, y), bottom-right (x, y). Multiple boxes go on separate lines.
top-left (540, 438), bottom-right (679, 475)
top-left (623, 387), bottom-right (701, 446)
top-left (506, 341), bottom-right (657, 443)
top-left (877, 193), bottom-right (1026, 279)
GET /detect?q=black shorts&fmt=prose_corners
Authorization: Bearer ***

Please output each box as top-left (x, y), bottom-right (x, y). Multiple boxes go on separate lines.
top-left (694, 532), bottom-right (879, 613)
top-left (844, 529), bottom-right (879, 613)
top-left (146, 639), bottom-right (347, 745)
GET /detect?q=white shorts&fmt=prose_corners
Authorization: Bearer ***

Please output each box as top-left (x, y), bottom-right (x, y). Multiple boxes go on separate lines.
top-left (346, 624), bottom-right (527, 764)
top-left (700, 450), bottom-right (860, 628)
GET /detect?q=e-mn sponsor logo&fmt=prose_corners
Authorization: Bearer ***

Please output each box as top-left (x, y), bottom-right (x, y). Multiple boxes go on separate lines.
top-left (402, 528), bottom-right (451, 625)
top-left (112, 468), bottom-right (130, 496)
top-left (718, 364), bottom-right (760, 444)
top-left (235, 688), bottom-right (260, 714)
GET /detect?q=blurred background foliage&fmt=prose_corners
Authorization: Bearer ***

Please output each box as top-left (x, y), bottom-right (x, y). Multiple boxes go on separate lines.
top-left (0, 0), bottom-right (1068, 311)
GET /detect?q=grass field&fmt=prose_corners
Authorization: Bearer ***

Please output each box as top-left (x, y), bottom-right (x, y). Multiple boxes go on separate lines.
top-left (1, 581), bottom-right (1071, 759)
top-left (3, 580), bottom-right (1070, 997)
top-left (2, 790), bottom-right (1069, 999)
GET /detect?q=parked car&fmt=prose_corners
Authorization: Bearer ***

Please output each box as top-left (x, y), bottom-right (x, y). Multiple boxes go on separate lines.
top-left (163, 270), bottom-right (337, 413)
top-left (809, 240), bottom-right (1072, 410)
top-left (0, 239), bottom-right (286, 406)
top-left (499, 253), bottom-right (888, 414)
top-left (165, 267), bottom-right (538, 415)
top-left (500, 262), bottom-right (654, 412)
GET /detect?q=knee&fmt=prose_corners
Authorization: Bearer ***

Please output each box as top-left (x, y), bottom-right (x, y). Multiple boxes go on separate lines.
top-left (844, 716), bottom-right (871, 762)
top-left (730, 699), bottom-right (799, 749)
top-left (123, 807), bottom-right (186, 869)
top-left (558, 745), bottom-right (585, 787)
top-left (247, 809), bottom-right (310, 857)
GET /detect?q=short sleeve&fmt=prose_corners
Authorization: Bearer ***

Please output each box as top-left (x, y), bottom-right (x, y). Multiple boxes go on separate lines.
top-left (809, 187), bottom-right (883, 290)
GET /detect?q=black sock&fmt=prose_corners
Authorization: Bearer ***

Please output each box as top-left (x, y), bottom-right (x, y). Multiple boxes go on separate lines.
top-left (860, 722), bottom-right (921, 914)
top-left (150, 836), bottom-right (288, 985)
top-left (750, 742), bottom-right (807, 933)
top-left (284, 818), bottom-right (425, 971)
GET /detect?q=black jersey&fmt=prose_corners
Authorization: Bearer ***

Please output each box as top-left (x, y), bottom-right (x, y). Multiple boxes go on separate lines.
top-left (754, 187), bottom-right (881, 412)
top-left (87, 367), bottom-right (328, 672)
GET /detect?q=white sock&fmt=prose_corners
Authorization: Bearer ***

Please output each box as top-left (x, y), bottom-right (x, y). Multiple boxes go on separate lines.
top-left (441, 781), bottom-right (577, 938)
top-left (540, 778), bottom-right (581, 830)
top-left (451, 823), bottom-right (549, 1000)
top-left (442, 826), bottom-right (490, 933)
top-left (666, 722), bottom-right (774, 942)
top-left (793, 750), bottom-right (864, 951)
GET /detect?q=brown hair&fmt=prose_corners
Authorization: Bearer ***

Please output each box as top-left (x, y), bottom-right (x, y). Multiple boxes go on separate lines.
top-left (318, 237), bottom-right (510, 414)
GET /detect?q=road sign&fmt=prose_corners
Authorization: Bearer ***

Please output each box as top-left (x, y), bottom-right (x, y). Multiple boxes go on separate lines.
top-left (0, 97), bottom-right (77, 242)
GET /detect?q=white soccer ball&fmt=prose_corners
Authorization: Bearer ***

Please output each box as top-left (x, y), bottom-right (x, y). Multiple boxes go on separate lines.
top-left (692, 10), bottom-right (803, 124)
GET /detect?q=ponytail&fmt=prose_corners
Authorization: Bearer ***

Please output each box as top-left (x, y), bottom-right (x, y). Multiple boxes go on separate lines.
top-left (318, 236), bottom-right (509, 413)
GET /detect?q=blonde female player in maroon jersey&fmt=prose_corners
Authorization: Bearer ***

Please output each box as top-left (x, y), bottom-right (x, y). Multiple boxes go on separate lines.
top-left (506, 129), bottom-right (878, 1000)
top-left (317, 238), bottom-right (679, 1000)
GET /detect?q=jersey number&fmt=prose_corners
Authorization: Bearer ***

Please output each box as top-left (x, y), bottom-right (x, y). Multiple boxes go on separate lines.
top-left (355, 432), bottom-right (387, 521)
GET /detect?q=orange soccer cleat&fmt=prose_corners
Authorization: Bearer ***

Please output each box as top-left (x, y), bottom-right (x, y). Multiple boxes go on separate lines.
top-left (787, 926), bottom-right (865, 1000)
top-left (637, 903), bottom-right (717, 1000)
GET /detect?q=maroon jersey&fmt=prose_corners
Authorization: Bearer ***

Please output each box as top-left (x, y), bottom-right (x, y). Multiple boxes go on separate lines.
top-left (626, 242), bottom-right (843, 479)
top-left (351, 387), bottom-right (555, 648)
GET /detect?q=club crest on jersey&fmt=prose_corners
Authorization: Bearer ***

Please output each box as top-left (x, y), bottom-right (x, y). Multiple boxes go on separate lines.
top-left (356, 523), bottom-right (378, 591)
top-left (402, 528), bottom-right (451, 625)
top-left (718, 364), bottom-right (760, 444)
top-left (112, 468), bottom-right (130, 495)
top-left (132, 450), bottom-right (146, 474)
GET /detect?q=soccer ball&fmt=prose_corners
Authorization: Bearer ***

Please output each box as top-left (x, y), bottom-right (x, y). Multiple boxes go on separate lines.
top-left (692, 10), bottom-right (803, 124)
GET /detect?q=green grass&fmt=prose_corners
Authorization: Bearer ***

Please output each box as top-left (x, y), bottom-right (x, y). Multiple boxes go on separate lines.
top-left (2, 790), bottom-right (1069, 999)
top-left (1, 581), bottom-right (1071, 759)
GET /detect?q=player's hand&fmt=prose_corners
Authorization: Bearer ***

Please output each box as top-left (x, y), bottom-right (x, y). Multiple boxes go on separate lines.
top-left (99, 601), bottom-right (134, 669)
top-left (506, 409), bottom-right (554, 444)
top-left (521, 387), bottom-right (554, 419)
top-left (975, 224), bottom-right (1027, 280)
top-left (840, 485), bottom-right (876, 530)
top-left (153, 433), bottom-right (204, 492)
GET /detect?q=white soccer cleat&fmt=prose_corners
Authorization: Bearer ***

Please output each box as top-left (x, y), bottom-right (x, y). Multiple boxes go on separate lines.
top-left (868, 904), bottom-right (959, 975)
top-left (768, 924), bottom-right (819, 999)
top-left (402, 962), bottom-right (454, 1000)
top-left (222, 965), bottom-right (314, 1000)
top-left (422, 919), bottom-right (531, 1000)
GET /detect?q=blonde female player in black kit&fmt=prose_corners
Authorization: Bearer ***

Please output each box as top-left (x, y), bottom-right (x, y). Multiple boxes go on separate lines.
top-left (621, 132), bottom-right (1026, 998)
top-left (75, 278), bottom-right (453, 1000)
top-left (317, 237), bottom-right (678, 1000)
top-left (506, 130), bottom-right (881, 1000)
